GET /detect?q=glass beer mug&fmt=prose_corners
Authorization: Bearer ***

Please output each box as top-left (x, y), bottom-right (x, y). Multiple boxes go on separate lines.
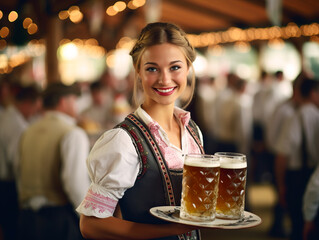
top-left (180, 154), bottom-right (220, 221)
top-left (215, 152), bottom-right (247, 220)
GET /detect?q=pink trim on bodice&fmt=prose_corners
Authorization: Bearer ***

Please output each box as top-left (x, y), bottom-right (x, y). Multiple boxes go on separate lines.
top-left (148, 121), bottom-right (201, 169)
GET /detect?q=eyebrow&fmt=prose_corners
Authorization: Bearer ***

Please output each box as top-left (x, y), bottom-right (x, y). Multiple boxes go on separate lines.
top-left (144, 60), bottom-right (183, 66)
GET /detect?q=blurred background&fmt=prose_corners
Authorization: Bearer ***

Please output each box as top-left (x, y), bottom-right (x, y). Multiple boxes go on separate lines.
top-left (0, 0), bottom-right (318, 85)
top-left (1, 0), bottom-right (319, 240)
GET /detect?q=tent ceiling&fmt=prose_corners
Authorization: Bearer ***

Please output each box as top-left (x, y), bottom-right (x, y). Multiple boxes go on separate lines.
top-left (0, 0), bottom-right (318, 49)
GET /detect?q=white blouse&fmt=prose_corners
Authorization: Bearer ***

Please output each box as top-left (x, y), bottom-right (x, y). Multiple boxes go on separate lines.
top-left (76, 106), bottom-right (203, 218)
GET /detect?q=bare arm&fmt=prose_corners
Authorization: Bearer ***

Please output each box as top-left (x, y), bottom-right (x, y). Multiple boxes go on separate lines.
top-left (80, 215), bottom-right (197, 240)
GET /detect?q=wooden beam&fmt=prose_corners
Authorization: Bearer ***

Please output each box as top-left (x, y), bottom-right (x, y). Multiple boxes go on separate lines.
top-left (161, 1), bottom-right (231, 33)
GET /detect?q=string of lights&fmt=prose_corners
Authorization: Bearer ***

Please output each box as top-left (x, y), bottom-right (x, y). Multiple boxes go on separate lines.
top-left (187, 22), bottom-right (319, 48)
top-left (0, 1), bottom-right (318, 75)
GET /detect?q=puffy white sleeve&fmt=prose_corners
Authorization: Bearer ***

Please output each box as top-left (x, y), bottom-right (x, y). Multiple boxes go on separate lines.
top-left (76, 128), bottom-right (140, 218)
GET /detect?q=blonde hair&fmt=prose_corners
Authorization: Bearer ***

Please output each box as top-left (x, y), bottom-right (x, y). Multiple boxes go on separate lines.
top-left (130, 22), bottom-right (196, 109)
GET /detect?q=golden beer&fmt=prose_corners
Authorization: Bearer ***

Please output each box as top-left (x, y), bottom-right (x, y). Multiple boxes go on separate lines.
top-left (215, 152), bottom-right (247, 220)
top-left (180, 154), bottom-right (220, 221)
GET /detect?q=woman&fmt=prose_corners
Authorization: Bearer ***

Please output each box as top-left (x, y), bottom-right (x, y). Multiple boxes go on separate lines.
top-left (77, 22), bottom-right (205, 240)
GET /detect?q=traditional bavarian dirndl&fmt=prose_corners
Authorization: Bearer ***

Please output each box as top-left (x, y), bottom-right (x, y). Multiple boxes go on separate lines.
top-left (117, 113), bottom-right (204, 240)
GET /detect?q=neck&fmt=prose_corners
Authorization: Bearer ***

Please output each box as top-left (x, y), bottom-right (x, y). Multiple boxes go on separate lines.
top-left (142, 103), bottom-right (176, 130)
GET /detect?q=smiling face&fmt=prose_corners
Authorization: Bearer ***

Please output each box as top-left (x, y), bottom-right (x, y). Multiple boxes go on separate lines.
top-left (138, 43), bottom-right (189, 108)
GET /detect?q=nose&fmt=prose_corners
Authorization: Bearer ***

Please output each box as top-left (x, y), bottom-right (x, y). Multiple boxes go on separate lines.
top-left (158, 70), bottom-right (171, 85)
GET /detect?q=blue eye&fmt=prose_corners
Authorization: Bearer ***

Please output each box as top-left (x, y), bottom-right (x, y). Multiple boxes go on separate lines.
top-left (171, 65), bottom-right (181, 71)
top-left (146, 67), bottom-right (157, 72)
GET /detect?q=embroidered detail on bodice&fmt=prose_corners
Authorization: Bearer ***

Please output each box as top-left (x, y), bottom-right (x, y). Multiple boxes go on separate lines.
top-left (148, 121), bottom-right (201, 169)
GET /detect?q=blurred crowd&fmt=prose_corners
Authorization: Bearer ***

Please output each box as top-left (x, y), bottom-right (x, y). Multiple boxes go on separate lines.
top-left (0, 68), bottom-right (319, 240)
top-left (188, 70), bottom-right (319, 240)
top-left (0, 71), bottom-right (133, 240)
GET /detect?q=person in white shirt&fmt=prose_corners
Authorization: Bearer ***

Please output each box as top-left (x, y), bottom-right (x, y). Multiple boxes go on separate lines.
top-left (252, 71), bottom-right (272, 143)
top-left (79, 80), bottom-right (114, 132)
top-left (77, 22), bottom-right (204, 240)
top-left (79, 80), bottom-right (115, 147)
top-left (232, 78), bottom-right (253, 157)
top-left (0, 83), bottom-right (42, 240)
top-left (271, 71), bottom-right (293, 108)
top-left (276, 77), bottom-right (319, 240)
top-left (302, 78), bottom-right (319, 240)
top-left (250, 71), bottom-right (272, 183)
top-left (303, 164), bottom-right (319, 240)
top-left (213, 73), bottom-right (239, 152)
top-left (190, 76), bottom-right (217, 154)
top-left (267, 76), bottom-right (302, 238)
top-left (17, 82), bottom-right (90, 240)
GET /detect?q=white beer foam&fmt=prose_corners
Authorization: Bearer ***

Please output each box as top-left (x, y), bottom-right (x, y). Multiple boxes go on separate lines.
top-left (185, 157), bottom-right (220, 168)
top-left (220, 158), bottom-right (247, 169)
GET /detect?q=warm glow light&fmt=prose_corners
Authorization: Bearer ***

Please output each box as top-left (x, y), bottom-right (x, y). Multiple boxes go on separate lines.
top-left (85, 38), bottom-right (98, 46)
top-left (60, 39), bottom-right (71, 46)
top-left (106, 49), bottom-right (132, 79)
top-left (0, 40), bottom-right (6, 50)
top-left (0, 42), bottom-right (47, 76)
top-left (193, 53), bottom-right (208, 77)
top-left (8, 11), bottom-right (18, 22)
top-left (27, 23), bottom-right (38, 35)
top-left (116, 37), bottom-right (134, 49)
top-left (127, 1), bottom-right (137, 9)
top-left (72, 38), bottom-right (84, 45)
top-left (133, 0), bottom-right (146, 8)
top-left (229, 27), bottom-right (243, 41)
top-left (0, 10), bottom-right (3, 19)
top-left (0, 27), bottom-right (9, 38)
top-left (58, 39), bottom-right (106, 83)
top-left (106, 52), bottom-right (115, 68)
top-left (0, 54), bottom-right (8, 68)
top-left (234, 41), bottom-right (251, 53)
top-left (69, 10), bottom-right (83, 23)
top-left (268, 26), bottom-right (281, 39)
top-left (187, 22), bottom-right (319, 48)
top-left (60, 42), bottom-right (79, 60)
top-left (106, 6), bottom-right (117, 16)
top-left (84, 45), bottom-right (106, 58)
top-left (208, 45), bottom-right (224, 56)
top-left (23, 18), bottom-right (33, 29)
top-left (114, 1), bottom-right (126, 12)
top-left (199, 33), bottom-right (211, 46)
top-left (268, 38), bottom-right (285, 49)
top-left (9, 53), bottom-right (30, 68)
top-left (68, 6), bottom-right (80, 13)
top-left (58, 10), bottom-right (69, 20)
